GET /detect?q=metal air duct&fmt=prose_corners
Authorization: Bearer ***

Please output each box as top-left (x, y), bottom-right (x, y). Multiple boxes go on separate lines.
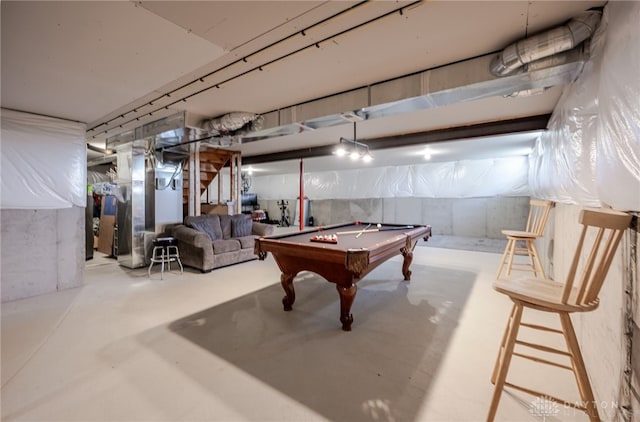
top-left (203, 112), bottom-right (263, 134)
top-left (491, 10), bottom-right (602, 76)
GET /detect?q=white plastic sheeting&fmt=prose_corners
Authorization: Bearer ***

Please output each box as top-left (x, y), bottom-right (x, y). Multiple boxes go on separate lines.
top-left (252, 156), bottom-right (529, 200)
top-left (529, 2), bottom-right (640, 211)
top-left (528, 83), bottom-right (600, 206)
top-left (596, 3), bottom-right (640, 211)
top-left (1, 109), bottom-right (87, 209)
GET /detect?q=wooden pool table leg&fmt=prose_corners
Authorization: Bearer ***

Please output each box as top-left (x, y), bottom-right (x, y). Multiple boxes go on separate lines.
top-left (280, 273), bottom-right (296, 311)
top-left (337, 282), bottom-right (357, 331)
top-left (401, 248), bottom-right (413, 280)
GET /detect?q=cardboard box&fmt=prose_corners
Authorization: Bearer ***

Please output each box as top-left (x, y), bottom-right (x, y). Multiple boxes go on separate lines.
top-left (97, 195), bottom-right (117, 255)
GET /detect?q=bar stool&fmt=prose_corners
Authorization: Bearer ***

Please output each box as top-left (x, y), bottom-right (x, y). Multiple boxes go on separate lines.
top-left (496, 199), bottom-right (553, 279)
top-left (148, 237), bottom-right (183, 279)
top-left (487, 208), bottom-right (631, 421)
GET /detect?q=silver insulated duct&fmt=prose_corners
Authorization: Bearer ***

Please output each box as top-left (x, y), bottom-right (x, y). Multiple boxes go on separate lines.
top-left (203, 112), bottom-right (262, 133)
top-left (491, 10), bottom-right (602, 76)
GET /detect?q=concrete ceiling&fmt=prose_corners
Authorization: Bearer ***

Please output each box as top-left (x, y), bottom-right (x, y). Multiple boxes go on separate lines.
top-left (1, 0), bottom-right (605, 173)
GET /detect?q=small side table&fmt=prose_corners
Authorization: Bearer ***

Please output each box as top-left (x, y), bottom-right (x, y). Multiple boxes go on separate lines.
top-left (148, 237), bottom-right (183, 279)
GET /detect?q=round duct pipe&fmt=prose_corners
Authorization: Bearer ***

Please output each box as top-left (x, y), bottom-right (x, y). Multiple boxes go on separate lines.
top-left (203, 111), bottom-right (262, 134)
top-left (490, 10), bottom-right (602, 76)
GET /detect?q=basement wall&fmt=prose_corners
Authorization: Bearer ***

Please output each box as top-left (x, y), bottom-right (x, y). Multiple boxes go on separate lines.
top-left (0, 207), bottom-right (85, 302)
top-left (213, 155), bottom-right (531, 238)
top-left (259, 196), bottom-right (529, 239)
top-left (528, 2), bottom-right (640, 419)
top-left (547, 204), bottom-right (634, 419)
top-left (0, 109), bottom-right (87, 302)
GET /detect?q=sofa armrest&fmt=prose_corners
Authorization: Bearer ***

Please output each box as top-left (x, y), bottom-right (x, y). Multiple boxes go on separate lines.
top-left (252, 222), bottom-right (275, 237)
top-left (171, 225), bottom-right (211, 248)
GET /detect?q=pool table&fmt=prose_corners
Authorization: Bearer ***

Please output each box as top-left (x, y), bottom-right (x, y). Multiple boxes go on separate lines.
top-left (254, 222), bottom-right (432, 331)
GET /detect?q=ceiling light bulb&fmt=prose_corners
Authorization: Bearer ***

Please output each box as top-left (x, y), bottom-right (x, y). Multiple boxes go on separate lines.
top-left (424, 152), bottom-right (432, 160)
top-left (350, 151), bottom-right (360, 160)
top-left (335, 147), bottom-right (347, 157)
top-left (362, 153), bottom-right (373, 163)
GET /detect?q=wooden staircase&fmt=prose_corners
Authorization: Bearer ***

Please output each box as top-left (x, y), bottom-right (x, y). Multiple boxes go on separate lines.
top-left (182, 147), bottom-right (236, 209)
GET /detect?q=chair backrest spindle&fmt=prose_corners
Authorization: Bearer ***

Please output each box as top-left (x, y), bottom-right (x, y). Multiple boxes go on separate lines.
top-left (584, 228), bottom-right (627, 304)
top-left (527, 199), bottom-right (553, 236)
top-left (575, 227), bottom-right (604, 304)
top-left (560, 209), bottom-right (631, 307)
top-left (561, 226), bottom-right (586, 304)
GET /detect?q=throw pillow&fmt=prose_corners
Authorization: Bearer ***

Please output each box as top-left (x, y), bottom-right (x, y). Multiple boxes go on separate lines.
top-left (219, 214), bottom-right (232, 239)
top-left (231, 214), bottom-right (253, 237)
top-left (207, 216), bottom-right (224, 239)
top-left (187, 218), bottom-right (217, 241)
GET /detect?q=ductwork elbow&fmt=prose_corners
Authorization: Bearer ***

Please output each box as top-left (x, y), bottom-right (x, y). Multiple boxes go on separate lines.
top-left (490, 10), bottom-right (601, 76)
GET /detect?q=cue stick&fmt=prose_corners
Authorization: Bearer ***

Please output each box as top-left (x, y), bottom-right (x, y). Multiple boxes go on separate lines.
top-left (337, 225), bottom-right (415, 235)
top-left (336, 228), bottom-right (379, 235)
top-left (356, 223), bottom-right (372, 238)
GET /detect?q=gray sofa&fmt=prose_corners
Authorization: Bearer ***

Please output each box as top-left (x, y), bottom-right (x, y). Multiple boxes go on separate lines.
top-left (169, 214), bottom-right (274, 272)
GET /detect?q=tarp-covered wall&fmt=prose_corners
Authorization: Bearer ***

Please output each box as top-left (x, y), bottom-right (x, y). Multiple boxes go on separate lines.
top-left (529, 2), bottom-right (640, 211)
top-left (1, 108), bottom-right (87, 209)
top-left (528, 3), bottom-right (640, 418)
top-left (247, 156), bottom-right (529, 201)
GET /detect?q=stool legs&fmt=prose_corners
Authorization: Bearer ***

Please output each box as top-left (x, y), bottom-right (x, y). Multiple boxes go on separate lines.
top-left (559, 313), bottom-right (599, 421)
top-left (487, 303), bottom-right (523, 421)
top-left (148, 244), bottom-right (182, 279)
top-left (148, 246), bottom-right (166, 279)
top-left (491, 304), bottom-right (518, 384)
top-left (495, 239), bottom-right (513, 279)
top-left (488, 307), bottom-right (602, 421)
top-left (528, 240), bottom-right (546, 278)
top-left (496, 237), bottom-right (546, 279)
top-left (166, 245), bottom-right (183, 274)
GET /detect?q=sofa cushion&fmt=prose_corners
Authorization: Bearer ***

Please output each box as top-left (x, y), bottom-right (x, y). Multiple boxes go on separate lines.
top-left (236, 235), bottom-right (256, 249)
top-left (185, 215), bottom-right (223, 241)
top-left (212, 239), bottom-right (241, 254)
top-left (218, 215), bottom-right (232, 239)
top-left (232, 214), bottom-right (253, 237)
top-left (252, 222), bottom-right (275, 237)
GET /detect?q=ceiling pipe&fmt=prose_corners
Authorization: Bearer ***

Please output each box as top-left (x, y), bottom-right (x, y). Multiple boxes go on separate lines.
top-left (87, 142), bottom-right (116, 167)
top-left (87, 154), bottom-right (117, 167)
top-left (490, 10), bottom-right (602, 76)
top-left (86, 1), bottom-right (417, 140)
top-left (203, 112), bottom-right (263, 134)
top-left (87, 143), bottom-right (113, 155)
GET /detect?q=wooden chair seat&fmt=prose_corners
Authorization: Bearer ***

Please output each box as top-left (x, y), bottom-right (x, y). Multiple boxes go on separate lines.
top-left (488, 207), bottom-right (632, 421)
top-left (493, 278), bottom-right (599, 313)
top-left (501, 230), bottom-right (537, 238)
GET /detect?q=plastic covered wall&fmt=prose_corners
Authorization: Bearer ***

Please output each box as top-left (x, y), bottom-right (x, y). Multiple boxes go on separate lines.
top-left (529, 2), bottom-right (640, 211)
top-left (1, 109), bottom-right (87, 209)
top-left (251, 156), bottom-right (529, 200)
top-left (596, 3), bottom-right (640, 211)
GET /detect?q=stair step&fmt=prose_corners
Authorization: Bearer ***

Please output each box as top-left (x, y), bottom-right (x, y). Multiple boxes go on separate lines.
top-left (182, 148), bottom-right (236, 206)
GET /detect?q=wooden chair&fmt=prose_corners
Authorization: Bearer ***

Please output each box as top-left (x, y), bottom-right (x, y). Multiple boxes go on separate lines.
top-left (487, 208), bottom-right (631, 421)
top-left (496, 199), bottom-right (553, 279)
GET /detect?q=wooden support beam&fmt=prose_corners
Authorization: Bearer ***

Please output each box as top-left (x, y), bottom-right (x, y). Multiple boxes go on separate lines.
top-left (188, 134), bottom-right (201, 217)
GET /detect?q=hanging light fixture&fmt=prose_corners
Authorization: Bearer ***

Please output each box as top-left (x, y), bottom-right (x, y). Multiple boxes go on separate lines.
top-left (333, 121), bottom-right (373, 163)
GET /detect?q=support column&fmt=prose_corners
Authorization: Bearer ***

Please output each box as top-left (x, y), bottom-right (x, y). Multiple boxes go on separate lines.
top-left (230, 152), bottom-right (242, 214)
top-left (217, 170), bottom-right (222, 205)
top-left (299, 158), bottom-right (304, 231)
top-left (188, 140), bottom-right (201, 216)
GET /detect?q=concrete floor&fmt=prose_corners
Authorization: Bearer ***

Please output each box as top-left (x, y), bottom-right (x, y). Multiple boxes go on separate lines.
top-left (1, 239), bottom-right (600, 421)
